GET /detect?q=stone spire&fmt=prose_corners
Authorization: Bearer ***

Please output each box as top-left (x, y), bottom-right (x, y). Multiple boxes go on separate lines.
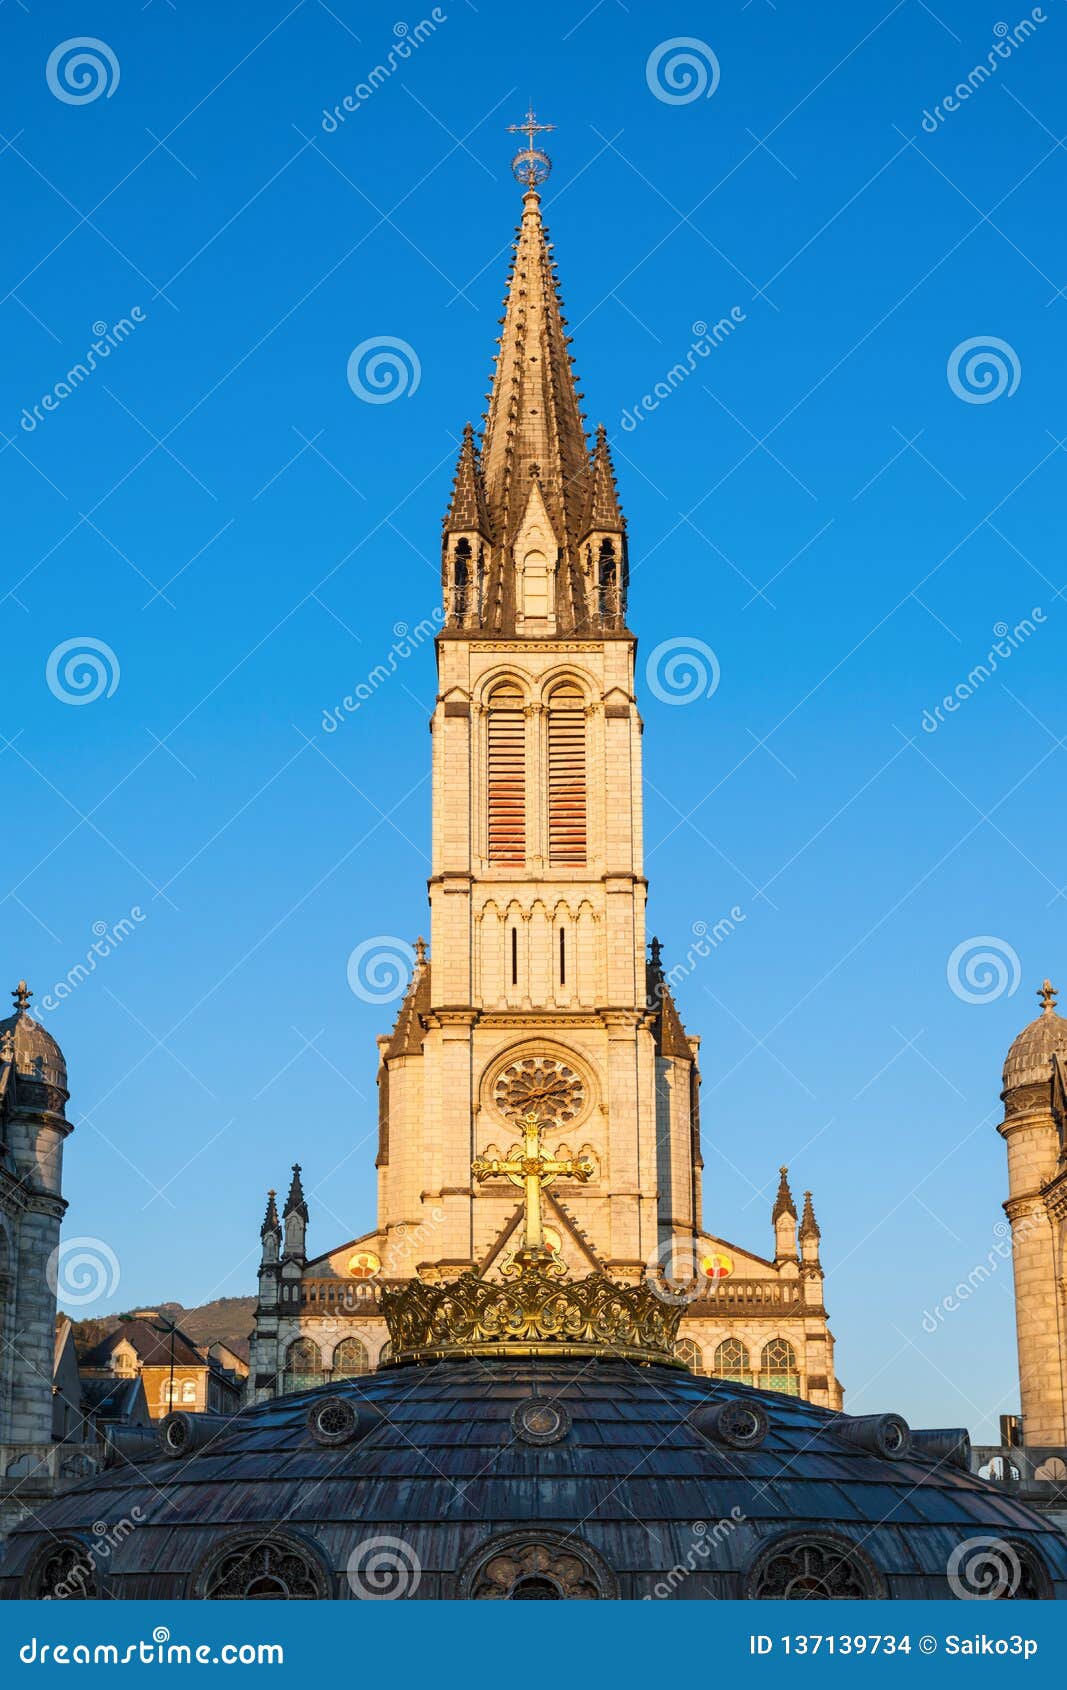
top-left (282, 1164), bottom-right (308, 1265)
top-left (799, 1189), bottom-right (821, 1241)
top-left (443, 423), bottom-right (492, 539)
top-left (580, 424), bottom-right (626, 539)
top-left (773, 1165), bottom-right (798, 1263)
top-left (439, 120), bottom-right (632, 636)
top-left (480, 188), bottom-right (588, 560)
top-left (11, 981), bottom-right (32, 1017)
top-left (283, 1164), bottom-right (308, 1222)
top-left (772, 1165), bottom-right (797, 1222)
top-left (260, 1189), bottom-right (280, 1239)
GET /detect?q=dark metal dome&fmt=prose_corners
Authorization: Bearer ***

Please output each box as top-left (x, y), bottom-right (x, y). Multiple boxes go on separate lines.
top-left (0, 982), bottom-right (67, 1094)
top-left (3, 1358), bottom-right (1065, 1601)
top-left (1002, 979), bottom-right (1067, 1092)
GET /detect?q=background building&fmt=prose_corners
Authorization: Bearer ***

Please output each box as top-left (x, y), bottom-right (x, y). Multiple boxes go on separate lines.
top-left (79, 1313), bottom-right (245, 1421)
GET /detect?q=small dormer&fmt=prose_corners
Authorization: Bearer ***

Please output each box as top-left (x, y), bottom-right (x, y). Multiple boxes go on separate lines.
top-left (514, 476), bottom-right (559, 635)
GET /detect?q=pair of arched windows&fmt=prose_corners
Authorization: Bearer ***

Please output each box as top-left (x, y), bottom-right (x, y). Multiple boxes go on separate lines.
top-left (700, 1337), bottom-right (799, 1394)
top-left (486, 683), bottom-right (587, 867)
top-left (283, 1336), bottom-right (370, 1382)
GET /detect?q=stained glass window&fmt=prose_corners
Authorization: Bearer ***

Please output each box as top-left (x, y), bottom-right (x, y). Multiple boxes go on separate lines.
top-left (712, 1338), bottom-right (751, 1384)
top-left (759, 1338), bottom-right (799, 1395)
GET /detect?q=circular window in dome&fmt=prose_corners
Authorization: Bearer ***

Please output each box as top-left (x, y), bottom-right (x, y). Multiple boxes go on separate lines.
top-left (746, 1532), bottom-right (885, 1601)
top-left (511, 1397), bottom-right (571, 1445)
top-left (307, 1396), bottom-right (360, 1447)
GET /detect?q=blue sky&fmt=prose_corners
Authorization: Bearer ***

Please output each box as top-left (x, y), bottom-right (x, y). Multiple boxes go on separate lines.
top-left (2, 0), bottom-right (1065, 1441)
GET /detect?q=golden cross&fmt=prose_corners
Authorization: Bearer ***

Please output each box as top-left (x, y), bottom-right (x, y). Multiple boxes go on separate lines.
top-left (472, 1110), bottom-right (592, 1253)
top-left (506, 105), bottom-right (555, 188)
top-left (506, 104), bottom-right (556, 151)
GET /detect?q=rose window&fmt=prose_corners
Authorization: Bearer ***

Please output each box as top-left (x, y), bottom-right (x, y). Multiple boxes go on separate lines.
top-left (493, 1057), bottom-right (585, 1127)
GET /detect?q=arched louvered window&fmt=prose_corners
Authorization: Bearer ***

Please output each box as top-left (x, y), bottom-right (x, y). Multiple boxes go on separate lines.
top-left (547, 685), bottom-right (586, 866)
top-left (487, 684), bottom-right (525, 864)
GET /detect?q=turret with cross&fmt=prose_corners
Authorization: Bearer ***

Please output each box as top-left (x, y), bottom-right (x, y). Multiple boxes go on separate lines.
top-left (472, 1110), bottom-right (592, 1264)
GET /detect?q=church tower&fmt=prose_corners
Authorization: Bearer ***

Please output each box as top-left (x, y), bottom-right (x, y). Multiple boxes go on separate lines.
top-left (0, 983), bottom-right (71, 1446)
top-left (999, 980), bottom-right (1067, 1447)
top-left (375, 173), bottom-right (692, 1283)
top-left (248, 123), bottom-right (842, 1411)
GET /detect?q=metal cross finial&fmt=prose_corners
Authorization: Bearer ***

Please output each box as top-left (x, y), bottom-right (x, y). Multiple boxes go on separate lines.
top-left (507, 104), bottom-right (555, 188)
top-left (12, 981), bottom-right (32, 1015)
top-left (1039, 979), bottom-right (1058, 1012)
top-left (472, 1110), bottom-right (592, 1256)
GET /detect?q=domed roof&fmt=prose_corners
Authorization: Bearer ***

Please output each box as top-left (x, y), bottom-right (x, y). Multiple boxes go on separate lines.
top-left (0, 981), bottom-right (67, 1093)
top-left (1003, 980), bottom-right (1067, 1092)
top-left (2, 1357), bottom-right (1064, 1601)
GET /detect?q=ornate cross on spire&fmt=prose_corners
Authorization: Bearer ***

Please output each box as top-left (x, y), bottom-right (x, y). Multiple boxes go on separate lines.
top-left (1039, 979), bottom-right (1058, 1014)
top-left (506, 104), bottom-right (555, 188)
top-left (12, 981), bottom-right (32, 1016)
top-left (472, 1110), bottom-right (592, 1260)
